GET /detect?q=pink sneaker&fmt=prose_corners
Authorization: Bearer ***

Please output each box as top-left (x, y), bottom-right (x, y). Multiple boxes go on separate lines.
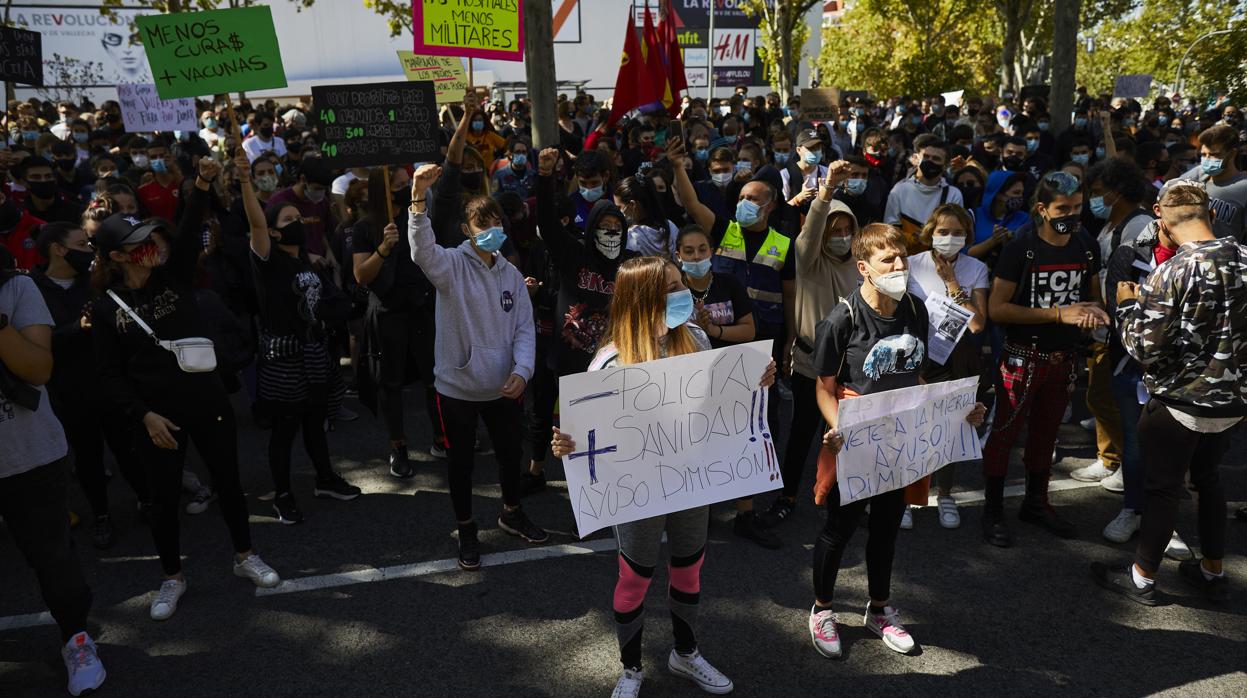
top-left (864, 605), bottom-right (916, 654)
top-left (808, 605), bottom-right (842, 658)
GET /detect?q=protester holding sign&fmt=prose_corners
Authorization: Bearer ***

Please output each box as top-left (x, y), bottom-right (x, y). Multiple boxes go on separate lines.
top-left (551, 255), bottom-right (776, 698)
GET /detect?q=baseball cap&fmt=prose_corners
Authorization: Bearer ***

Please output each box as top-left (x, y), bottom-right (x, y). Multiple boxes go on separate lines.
top-left (795, 129), bottom-right (822, 149)
top-left (93, 213), bottom-right (163, 254)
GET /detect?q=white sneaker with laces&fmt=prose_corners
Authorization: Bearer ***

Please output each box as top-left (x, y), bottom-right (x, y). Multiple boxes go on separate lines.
top-left (1102, 509), bottom-right (1141, 543)
top-left (667, 648), bottom-right (733, 694)
top-left (611, 668), bottom-right (643, 698)
top-left (864, 605), bottom-right (916, 654)
top-left (808, 606), bottom-right (842, 658)
top-left (1070, 460), bottom-right (1115, 482)
top-left (149, 578), bottom-right (186, 621)
top-left (900, 505), bottom-right (914, 530)
top-left (1100, 467), bottom-right (1125, 493)
top-left (233, 554), bottom-right (281, 588)
top-left (937, 496), bottom-right (960, 529)
top-left (62, 631), bottom-right (106, 696)
top-left (1165, 531), bottom-right (1193, 561)
top-left (1079, 417), bottom-right (1097, 432)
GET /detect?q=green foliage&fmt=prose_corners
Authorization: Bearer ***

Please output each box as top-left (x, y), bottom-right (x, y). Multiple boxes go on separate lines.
top-left (363, 0), bottom-right (413, 38)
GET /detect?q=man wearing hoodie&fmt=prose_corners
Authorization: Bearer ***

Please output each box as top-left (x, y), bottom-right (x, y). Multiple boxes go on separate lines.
top-left (968, 171), bottom-right (1029, 264)
top-left (884, 135), bottom-right (963, 254)
top-left (407, 163), bottom-right (549, 571)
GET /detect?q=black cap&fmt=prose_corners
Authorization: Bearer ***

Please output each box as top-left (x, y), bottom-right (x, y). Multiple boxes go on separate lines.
top-left (795, 129), bottom-right (822, 149)
top-left (93, 213), bottom-right (162, 255)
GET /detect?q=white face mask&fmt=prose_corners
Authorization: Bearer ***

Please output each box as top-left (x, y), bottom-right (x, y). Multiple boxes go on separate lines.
top-left (826, 236), bottom-right (852, 257)
top-left (870, 269), bottom-right (909, 300)
top-left (595, 228), bottom-right (622, 259)
top-left (931, 235), bottom-right (966, 259)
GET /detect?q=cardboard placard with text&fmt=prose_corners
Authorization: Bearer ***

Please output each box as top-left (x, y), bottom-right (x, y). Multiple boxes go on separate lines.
top-left (136, 6), bottom-right (287, 100)
top-left (117, 83), bottom-right (197, 132)
top-left (801, 87), bottom-right (841, 122)
top-left (414, 0), bottom-right (525, 62)
top-left (0, 26), bottom-right (43, 87)
top-left (397, 52), bottom-right (469, 104)
top-left (312, 80), bottom-right (440, 169)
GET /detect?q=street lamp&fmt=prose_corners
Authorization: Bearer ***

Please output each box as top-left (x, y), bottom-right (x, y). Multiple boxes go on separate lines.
top-left (1174, 27), bottom-right (1240, 98)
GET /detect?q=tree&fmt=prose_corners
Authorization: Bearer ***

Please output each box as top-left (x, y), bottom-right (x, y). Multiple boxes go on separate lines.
top-left (1049, 0), bottom-right (1080, 130)
top-left (364, 0), bottom-right (413, 38)
top-left (997, 0), bottom-right (1038, 96)
top-left (738, 0), bottom-right (821, 102)
top-left (35, 54), bottom-right (107, 104)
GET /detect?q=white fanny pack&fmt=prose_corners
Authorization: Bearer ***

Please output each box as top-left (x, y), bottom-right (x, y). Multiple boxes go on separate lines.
top-left (107, 289), bottom-right (217, 373)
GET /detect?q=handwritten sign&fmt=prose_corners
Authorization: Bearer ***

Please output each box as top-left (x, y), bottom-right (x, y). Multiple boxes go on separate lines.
top-left (0, 26), bottom-right (43, 87)
top-left (396, 51), bottom-right (469, 105)
top-left (116, 83), bottom-right (197, 133)
top-left (835, 377), bottom-right (981, 505)
top-left (311, 80), bottom-right (439, 169)
top-left (559, 340), bottom-right (778, 537)
top-left (801, 87), bottom-right (841, 122)
top-left (136, 5), bottom-right (286, 100)
top-left (1113, 74), bottom-right (1153, 100)
top-left (414, 0), bottom-right (525, 62)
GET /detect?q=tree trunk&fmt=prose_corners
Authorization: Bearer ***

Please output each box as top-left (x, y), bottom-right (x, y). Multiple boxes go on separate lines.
top-left (1000, 26), bottom-right (1019, 96)
top-left (1049, 0), bottom-right (1080, 131)
top-left (777, 9), bottom-right (792, 102)
top-left (523, 0), bottom-right (558, 150)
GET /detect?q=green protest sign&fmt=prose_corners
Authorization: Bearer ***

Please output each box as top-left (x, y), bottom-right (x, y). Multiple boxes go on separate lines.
top-left (136, 6), bottom-right (286, 100)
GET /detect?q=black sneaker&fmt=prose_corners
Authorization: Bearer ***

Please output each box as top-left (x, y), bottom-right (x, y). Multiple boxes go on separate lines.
top-left (733, 511), bottom-right (782, 549)
top-left (273, 493), bottom-right (304, 525)
top-left (1091, 562), bottom-right (1158, 606)
top-left (91, 515), bottom-right (115, 550)
top-left (314, 473), bottom-right (362, 501)
top-left (458, 521), bottom-right (481, 571)
top-left (498, 507), bottom-right (550, 544)
top-left (982, 511), bottom-right (1014, 547)
top-left (1178, 560), bottom-right (1230, 602)
top-left (1018, 501), bottom-right (1077, 539)
top-left (521, 471), bottom-right (547, 496)
top-left (757, 497), bottom-right (795, 528)
top-left (389, 447), bottom-right (414, 479)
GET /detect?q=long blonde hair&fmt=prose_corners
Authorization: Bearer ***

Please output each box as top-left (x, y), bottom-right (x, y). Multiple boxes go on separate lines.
top-left (604, 256), bottom-right (698, 365)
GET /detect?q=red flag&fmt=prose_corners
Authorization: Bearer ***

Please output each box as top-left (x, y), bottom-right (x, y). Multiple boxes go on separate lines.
top-left (607, 5), bottom-right (663, 126)
top-left (657, 0), bottom-right (687, 116)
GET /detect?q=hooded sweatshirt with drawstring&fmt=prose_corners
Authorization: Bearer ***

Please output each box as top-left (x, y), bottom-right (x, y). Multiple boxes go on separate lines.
top-left (972, 170), bottom-right (1030, 246)
top-left (792, 197), bottom-right (863, 379)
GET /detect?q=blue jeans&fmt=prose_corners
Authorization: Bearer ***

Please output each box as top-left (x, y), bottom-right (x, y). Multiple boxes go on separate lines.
top-left (1109, 367), bottom-right (1144, 512)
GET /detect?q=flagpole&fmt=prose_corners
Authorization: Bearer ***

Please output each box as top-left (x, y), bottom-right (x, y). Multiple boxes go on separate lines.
top-left (706, 0), bottom-right (715, 102)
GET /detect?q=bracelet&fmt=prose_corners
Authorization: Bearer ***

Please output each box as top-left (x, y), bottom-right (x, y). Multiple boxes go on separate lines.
top-left (413, 198), bottom-right (426, 203)
top-left (377, 248), bottom-right (390, 259)
top-left (1055, 305), bottom-right (1062, 323)
top-left (716, 324), bottom-right (724, 339)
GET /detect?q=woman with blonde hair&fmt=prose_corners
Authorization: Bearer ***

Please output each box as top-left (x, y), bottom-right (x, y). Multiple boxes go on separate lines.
top-left (551, 255), bottom-right (775, 698)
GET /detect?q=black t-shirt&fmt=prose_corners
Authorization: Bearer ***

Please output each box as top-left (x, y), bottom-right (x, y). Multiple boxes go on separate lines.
top-left (351, 217), bottom-right (430, 309)
top-left (693, 271), bottom-right (754, 349)
top-left (251, 248), bottom-right (321, 339)
top-left (994, 229), bottom-right (1100, 351)
top-left (813, 288), bottom-right (928, 395)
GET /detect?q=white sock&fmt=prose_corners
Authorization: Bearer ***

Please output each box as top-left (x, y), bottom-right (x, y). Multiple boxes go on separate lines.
top-left (1131, 564), bottom-right (1154, 589)
top-left (1200, 562), bottom-right (1225, 580)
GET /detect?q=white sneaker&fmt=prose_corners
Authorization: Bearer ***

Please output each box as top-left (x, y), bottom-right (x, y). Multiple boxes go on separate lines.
top-left (149, 578), bottom-right (186, 621)
top-left (1070, 460), bottom-right (1115, 482)
top-left (667, 648), bottom-right (734, 694)
top-left (62, 631), bottom-right (106, 696)
top-left (233, 554), bottom-right (281, 588)
top-left (611, 668), bottom-right (643, 698)
top-left (937, 496), bottom-right (960, 529)
top-left (808, 606), bottom-right (842, 658)
top-left (1102, 509), bottom-right (1141, 543)
top-left (185, 486), bottom-right (216, 515)
top-left (864, 605), bottom-right (916, 654)
top-left (1165, 531), bottom-right (1193, 561)
top-left (900, 505), bottom-right (914, 530)
top-left (1079, 417), bottom-right (1097, 432)
top-left (1100, 468), bottom-right (1125, 493)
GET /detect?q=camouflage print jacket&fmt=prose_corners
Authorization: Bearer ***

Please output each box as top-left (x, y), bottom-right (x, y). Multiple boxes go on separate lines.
top-left (1116, 237), bottom-right (1247, 418)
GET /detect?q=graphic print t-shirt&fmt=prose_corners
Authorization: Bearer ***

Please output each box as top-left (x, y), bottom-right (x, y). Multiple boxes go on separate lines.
top-left (995, 230), bottom-right (1100, 351)
top-left (812, 288), bottom-right (928, 395)
top-left (695, 271), bottom-right (753, 349)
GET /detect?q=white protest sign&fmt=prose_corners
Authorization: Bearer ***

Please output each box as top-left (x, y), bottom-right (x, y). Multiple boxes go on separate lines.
top-left (940, 89), bottom-right (964, 108)
top-left (558, 340), bottom-right (778, 538)
top-left (835, 376), bottom-right (981, 505)
top-left (116, 83), bottom-right (197, 133)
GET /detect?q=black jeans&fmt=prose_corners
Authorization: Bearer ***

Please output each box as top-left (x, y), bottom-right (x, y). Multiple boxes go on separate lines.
top-left (780, 372), bottom-right (822, 499)
top-left (55, 399), bottom-right (110, 519)
top-left (269, 399), bottom-right (334, 495)
top-left (376, 307), bottom-right (442, 445)
top-left (135, 405), bottom-right (252, 576)
top-left (1135, 400), bottom-right (1231, 573)
top-left (812, 483), bottom-right (906, 605)
top-left (0, 458), bottom-right (92, 642)
top-left (435, 393), bottom-right (524, 522)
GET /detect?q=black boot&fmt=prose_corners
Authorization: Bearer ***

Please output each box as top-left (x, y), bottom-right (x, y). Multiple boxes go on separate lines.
top-left (457, 521), bottom-right (481, 571)
top-left (1018, 471), bottom-right (1076, 538)
top-left (981, 476), bottom-right (1013, 547)
top-left (389, 446), bottom-right (413, 479)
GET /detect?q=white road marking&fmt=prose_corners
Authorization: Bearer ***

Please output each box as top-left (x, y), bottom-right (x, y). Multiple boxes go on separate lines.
top-left (0, 611), bottom-right (52, 632)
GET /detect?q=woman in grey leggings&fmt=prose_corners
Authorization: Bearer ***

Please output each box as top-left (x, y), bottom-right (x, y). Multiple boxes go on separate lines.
top-left (552, 256), bottom-right (775, 698)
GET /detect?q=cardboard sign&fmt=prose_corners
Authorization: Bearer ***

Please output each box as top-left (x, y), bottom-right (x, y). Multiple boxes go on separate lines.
top-left (941, 89), bottom-right (964, 108)
top-left (136, 6), bottom-right (287, 100)
top-left (396, 51), bottom-right (469, 105)
top-left (116, 83), bottom-right (197, 133)
top-left (312, 80), bottom-right (440, 169)
top-left (0, 26), bottom-right (43, 87)
top-left (835, 377), bottom-right (982, 505)
top-left (558, 340), bottom-right (779, 538)
top-left (414, 0), bottom-right (525, 62)
top-left (1113, 74), bottom-right (1153, 100)
top-left (801, 87), bottom-right (841, 121)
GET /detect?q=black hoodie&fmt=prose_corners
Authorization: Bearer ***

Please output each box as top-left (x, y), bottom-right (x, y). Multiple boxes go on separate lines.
top-left (535, 174), bottom-right (636, 375)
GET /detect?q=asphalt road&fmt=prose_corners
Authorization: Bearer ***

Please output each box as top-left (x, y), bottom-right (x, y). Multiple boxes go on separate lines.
top-left (2, 384), bottom-right (1245, 697)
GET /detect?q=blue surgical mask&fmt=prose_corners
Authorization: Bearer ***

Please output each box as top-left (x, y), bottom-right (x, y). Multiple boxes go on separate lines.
top-left (681, 258), bottom-right (712, 278)
top-left (471, 120), bottom-right (484, 132)
top-left (665, 289), bottom-right (694, 329)
top-left (911, 115), bottom-right (923, 126)
top-left (151, 158), bottom-right (168, 174)
top-left (773, 151), bottom-right (790, 166)
top-left (852, 108), bottom-right (865, 118)
top-left (73, 132), bottom-right (88, 144)
top-left (1157, 115), bottom-right (1170, 126)
top-left (741, 111), bottom-right (751, 124)
top-left (1075, 117), bottom-right (1088, 129)
top-left (845, 178), bottom-right (867, 196)
top-left (22, 130), bottom-right (39, 142)
top-left (1201, 157), bottom-right (1224, 176)
top-left (735, 198), bottom-right (762, 226)
top-left (1071, 153), bottom-right (1090, 166)
top-left (1038, 121), bottom-right (1050, 132)
top-left (1123, 118), bottom-right (1136, 128)
top-left (782, 107), bottom-right (793, 117)
top-left (1089, 195), bottom-right (1111, 220)
top-left (803, 149), bottom-right (821, 166)
top-left (580, 185), bottom-right (604, 202)
top-left (711, 172), bottom-right (733, 187)
top-left (838, 119), bottom-right (849, 130)
top-left (275, 163), bottom-right (285, 176)
top-left (473, 225), bottom-right (507, 253)
top-left (205, 117), bottom-right (218, 129)
top-left (511, 153), bottom-right (528, 167)
top-left (695, 148), bottom-right (709, 162)
top-left (1095, 145), bottom-right (1106, 159)
top-left (1026, 138), bottom-right (1039, 153)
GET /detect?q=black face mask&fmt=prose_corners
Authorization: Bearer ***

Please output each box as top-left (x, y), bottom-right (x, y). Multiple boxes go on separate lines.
top-left (55, 158), bottom-right (77, 172)
top-left (461, 172), bottom-right (483, 190)
top-left (64, 248), bottom-right (95, 276)
top-left (28, 180), bottom-right (58, 200)
top-left (958, 183), bottom-right (982, 209)
top-left (276, 220), bottom-right (305, 247)
top-left (1002, 155), bottom-right (1025, 171)
top-left (1047, 213), bottom-right (1080, 236)
top-left (259, 126), bottom-right (274, 139)
top-left (918, 159), bottom-right (943, 180)
top-left (107, 112), bottom-right (122, 123)
top-left (392, 188), bottom-right (412, 209)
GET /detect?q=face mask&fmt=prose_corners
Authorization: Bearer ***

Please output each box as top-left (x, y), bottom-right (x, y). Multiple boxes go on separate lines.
top-left (594, 228), bottom-right (622, 259)
top-left (580, 184), bottom-right (604, 202)
top-left (150, 158), bottom-right (168, 174)
top-left (918, 159), bottom-right (943, 180)
top-left (665, 289), bottom-right (694, 329)
top-left (259, 126), bottom-right (274, 139)
top-left (783, 107), bottom-right (793, 117)
top-left (460, 172), bottom-right (483, 191)
top-left (1002, 155), bottom-right (1024, 171)
top-left (511, 153), bottom-right (528, 168)
top-left (735, 198), bottom-right (763, 226)
top-left (710, 172), bottom-right (733, 187)
top-left (126, 240), bottom-right (163, 268)
top-left (205, 117), bottom-right (218, 129)
top-left (1095, 145), bottom-right (1106, 159)
top-left (473, 225), bottom-right (507, 253)
top-left (1201, 157), bottom-right (1225, 176)
top-left (681, 257), bottom-right (712, 278)
top-left (911, 115), bottom-right (923, 126)
top-left (64, 248), bottom-right (95, 276)
top-left (1025, 139), bottom-right (1039, 153)
top-left (826, 236), bottom-right (852, 257)
top-left (98, 170), bottom-right (118, 179)
top-left (958, 183), bottom-right (981, 207)
top-left (1123, 119), bottom-right (1135, 129)
top-left (255, 174), bottom-right (278, 192)
top-left (28, 180), bottom-right (58, 199)
top-left (1164, 139), bottom-right (1181, 148)
top-left (1046, 213), bottom-right (1080, 236)
top-left (870, 269), bottom-right (908, 300)
top-left (1157, 115), bottom-right (1170, 126)
top-left (803, 149), bottom-right (821, 166)
top-left (996, 110), bottom-right (1012, 129)
top-left (932, 235), bottom-right (965, 259)
top-left (22, 130), bottom-right (39, 142)
top-left (844, 178), bottom-right (868, 196)
top-left (695, 148), bottom-right (710, 162)
top-left (838, 119), bottom-right (850, 130)
top-left (1071, 153), bottom-right (1090, 166)
top-left (853, 108), bottom-right (865, 118)
top-left (131, 154), bottom-right (150, 169)
top-left (107, 112), bottom-right (122, 124)
top-left (305, 187), bottom-right (327, 203)
top-left (276, 220), bottom-right (305, 246)
top-left (471, 120), bottom-right (484, 132)
top-left (1038, 121), bottom-right (1050, 132)
top-left (741, 111), bottom-right (751, 124)
top-left (773, 151), bottom-right (790, 166)
top-left (1004, 195), bottom-right (1025, 213)
top-left (1075, 117), bottom-right (1088, 129)
top-left (1089, 194), bottom-right (1112, 219)
top-left (55, 158), bottom-right (76, 172)
top-left (73, 132), bottom-right (89, 144)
